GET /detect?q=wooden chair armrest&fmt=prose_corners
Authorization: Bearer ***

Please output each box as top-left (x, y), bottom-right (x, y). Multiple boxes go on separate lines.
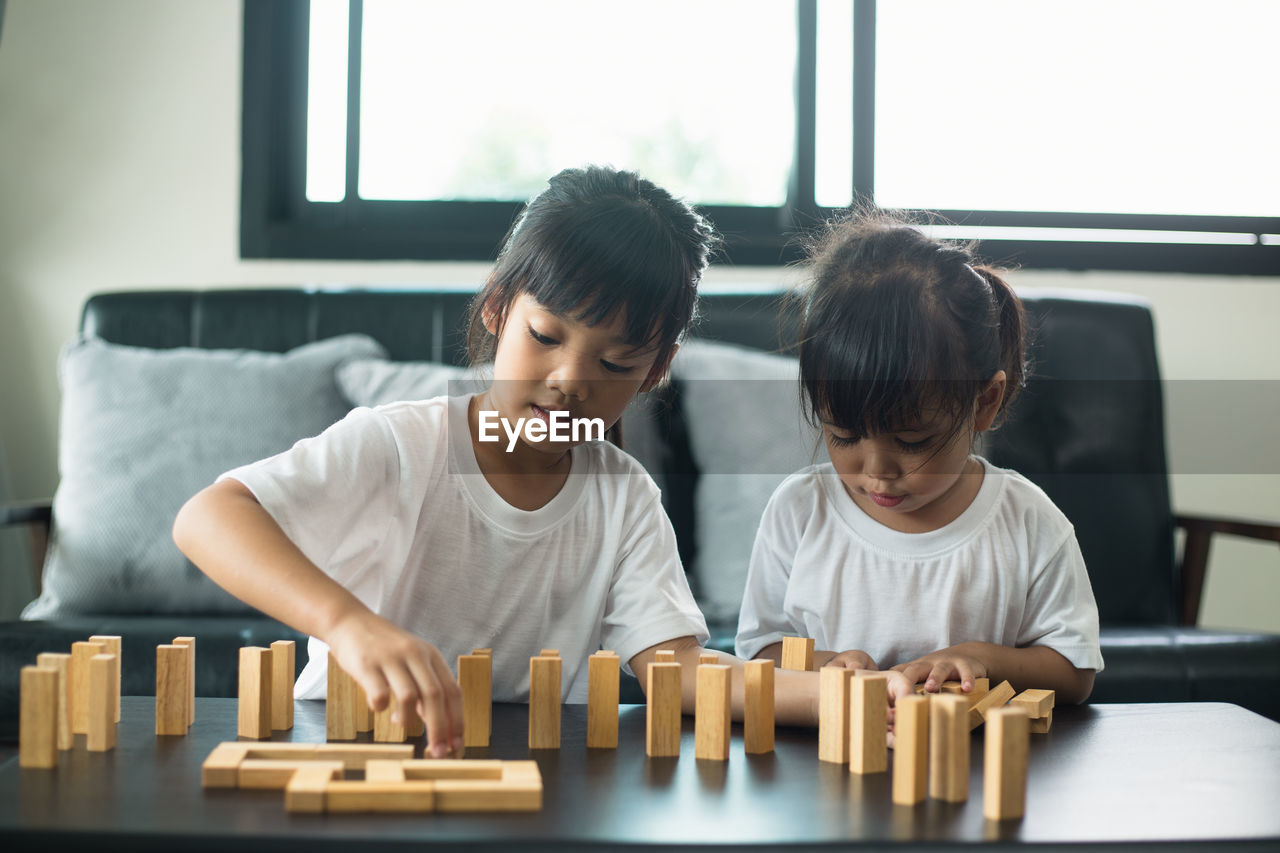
top-left (1175, 513), bottom-right (1280, 626)
top-left (1, 500), bottom-right (52, 597)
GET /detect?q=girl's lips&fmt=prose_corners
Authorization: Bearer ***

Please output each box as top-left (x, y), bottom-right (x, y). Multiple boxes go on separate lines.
top-left (869, 491), bottom-right (905, 508)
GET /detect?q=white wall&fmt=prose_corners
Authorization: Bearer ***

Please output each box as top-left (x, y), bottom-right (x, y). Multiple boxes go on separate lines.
top-left (1, 0), bottom-right (1277, 628)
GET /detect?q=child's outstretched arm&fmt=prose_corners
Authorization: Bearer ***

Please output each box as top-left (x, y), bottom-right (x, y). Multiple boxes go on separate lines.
top-left (891, 642), bottom-right (1095, 705)
top-left (173, 479), bottom-right (465, 755)
top-left (629, 637), bottom-right (914, 727)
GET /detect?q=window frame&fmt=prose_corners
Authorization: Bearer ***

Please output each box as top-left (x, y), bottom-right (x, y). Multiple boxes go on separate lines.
top-left (241, 0), bottom-right (1280, 274)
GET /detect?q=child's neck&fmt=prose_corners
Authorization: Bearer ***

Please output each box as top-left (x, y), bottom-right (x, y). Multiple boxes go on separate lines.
top-left (467, 394), bottom-right (572, 512)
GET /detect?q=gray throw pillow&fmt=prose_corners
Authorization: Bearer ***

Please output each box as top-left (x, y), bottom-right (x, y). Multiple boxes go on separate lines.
top-left (335, 358), bottom-right (669, 492)
top-left (671, 339), bottom-right (822, 624)
top-left (22, 334), bottom-right (386, 618)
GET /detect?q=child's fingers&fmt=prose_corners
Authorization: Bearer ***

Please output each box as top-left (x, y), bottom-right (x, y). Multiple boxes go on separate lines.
top-left (408, 649), bottom-right (464, 756)
top-left (896, 662), bottom-right (931, 689)
top-left (925, 661), bottom-right (956, 691)
top-left (954, 659), bottom-right (977, 691)
top-left (381, 662), bottom-right (422, 730)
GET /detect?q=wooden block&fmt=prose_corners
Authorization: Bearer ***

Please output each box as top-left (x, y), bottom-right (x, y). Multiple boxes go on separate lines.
top-left (818, 666), bottom-right (854, 763)
top-left (35, 653), bottom-right (72, 750)
top-left (969, 680), bottom-right (1016, 731)
top-left (744, 659), bottom-right (775, 754)
top-left (939, 681), bottom-right (965, 694)
top-left (400, 758), bottom-right (504, 780)
top-left (698, 652), bottom-right (718, 665)
top-left (171, 637), bottom-right (195, 726)
top-left (373, 703), bottom-right (407, 742)
top-left (1011, 688), bottom-right (1055, 719)
top-left (155, 644), bottom-right (190, 736)
top-left (326, 651), bottom-right (356, 741)
top-left (695, 663), bottom-right (731, 761)
top-left (928, 694), bottom-right (970, 802)
top-left (353, 681), bottom-right (373, 733)
top-left (285, 764), bottom-right (342, 813)
top-left (780, 636), bottom-right (815, 671)
top-left (654, 650), bottom-right (676, 663)
top-left (238, 759), bottom-right (344, 789)
top-left (459, 653), bottom-right (493, 748)
top-left (326, 780), bottom-right (437, 812)
top-left (528, 654), bottom-right (561, 749)
top-left (645, 661), bottom-right (682, 757)
top-left (19, 665), bottom-right (58, 769)
top-left (850, 674), bottom-right (888, 774)
top-left (89, 635), bottom-right (122, 723)
top-left (87, 653), bottom-right (117, 751)
top-left (70, 640), bottom-right (106, 735)
top-left (539, 649), bottom-right (559, 657)
top-left (202, 742), bottom-right (253, 787)
top-left (312, 742), bottom-right (414, 769)
top-left (984, 705), bottom-right (1031, 820)
top-left (364, 759), bottom-right (407, 783)
top-left (471, 648), bottom-right (492, 656)
top-left (1030, 710), bottom-right (1053, 734)
top-left (433, 760), bottom-right (542, 812)
top-left (586, 651), bottom-right (619, 749)
top-left (406, 707), bottom-right (425, 739)
top-left (236, 646), bottom-right (272, 739)
top-left (269, 640), bottom-right (294, 730)
top-left (892, 694), bottom-right (929, 806)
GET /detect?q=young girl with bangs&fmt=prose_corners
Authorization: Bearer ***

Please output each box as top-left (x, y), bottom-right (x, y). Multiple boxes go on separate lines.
top-left (175, 166), bottom-right (833, 757)
top-left (736, 213), bottom-right (1102, 703)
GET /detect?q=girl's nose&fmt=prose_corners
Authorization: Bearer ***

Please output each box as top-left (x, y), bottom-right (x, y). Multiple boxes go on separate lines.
top-left (546, 357), bottom-right (589, 401)
top-left (863, 449), bottom-right (900, 482)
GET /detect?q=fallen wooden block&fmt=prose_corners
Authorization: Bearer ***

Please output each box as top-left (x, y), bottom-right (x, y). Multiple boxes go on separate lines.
top-left (968, 680), bottom-right (1016, 731)
top-left (201, 741), bottom-right (414, 788)
top-left (1011, 688), bottom-right (1055, 720)
top-left (279, 757), bottom-right (542, 814)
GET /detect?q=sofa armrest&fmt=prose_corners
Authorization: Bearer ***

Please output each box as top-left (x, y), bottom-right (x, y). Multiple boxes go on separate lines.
top-left (1176, 513), bottom-right (1280, 626)
top-left (0, 500), bottom-right (51, 595)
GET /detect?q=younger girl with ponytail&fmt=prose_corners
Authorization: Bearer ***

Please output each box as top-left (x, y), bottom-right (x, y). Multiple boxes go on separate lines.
top-left (735, 213), bottom-right (1102, 703)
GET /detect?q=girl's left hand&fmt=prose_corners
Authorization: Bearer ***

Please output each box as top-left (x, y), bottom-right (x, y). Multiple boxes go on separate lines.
top-left (891, 646), bottom-right (988, 694)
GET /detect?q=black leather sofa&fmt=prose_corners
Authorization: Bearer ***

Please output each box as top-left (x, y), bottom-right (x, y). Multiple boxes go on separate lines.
top-left (2, 286), bottom-right (1277, 739)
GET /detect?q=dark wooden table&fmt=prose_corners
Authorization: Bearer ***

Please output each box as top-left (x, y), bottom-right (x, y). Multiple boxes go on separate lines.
top-left (2, 697), bottom-right (1279, 851)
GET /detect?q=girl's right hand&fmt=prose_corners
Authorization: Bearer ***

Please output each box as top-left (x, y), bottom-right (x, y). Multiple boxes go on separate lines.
top-left (324, 610), bottom-right (464, 757)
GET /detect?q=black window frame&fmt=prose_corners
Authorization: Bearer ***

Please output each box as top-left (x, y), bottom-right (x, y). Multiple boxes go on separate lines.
top-left (241, 0), bottom-right (1280, 275)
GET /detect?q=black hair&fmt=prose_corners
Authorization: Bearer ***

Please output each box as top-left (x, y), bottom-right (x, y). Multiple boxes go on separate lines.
top-left (794, 209), bottom-right (1028, 445)
top-left (467, 165), bottom-right (718, 371)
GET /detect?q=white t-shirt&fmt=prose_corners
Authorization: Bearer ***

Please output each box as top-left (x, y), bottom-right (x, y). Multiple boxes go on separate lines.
top-left (735, 458), bottom-right (1104, 672)
top-left (222, 394), bottom-right (709, 703)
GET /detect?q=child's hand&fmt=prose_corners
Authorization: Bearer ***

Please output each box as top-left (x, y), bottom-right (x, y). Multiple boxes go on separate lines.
top-left (824, 649), bottom-right (878, 671)
top-left (325, 610), bottom-right (464, 757)
top-left (891, 647), bottom-right (988, 694)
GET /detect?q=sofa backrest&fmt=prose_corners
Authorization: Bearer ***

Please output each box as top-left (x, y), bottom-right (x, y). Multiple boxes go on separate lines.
top-left (81, 286), bottom-right (1178, 628)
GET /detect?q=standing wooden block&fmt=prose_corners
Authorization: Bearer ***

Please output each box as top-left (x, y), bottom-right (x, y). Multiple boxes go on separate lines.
top-left (968, 679), bottom-right (1016, 731)
top-left (743, 659), bottom-right (775, 754)
top-left (892, 694), bottom-right (929, 805)
top-left (353, 682), bottom-right (373, 733)
top-left (645, 661), bottom-right (682, 757)
top-left (87, 654), bottom-right (117, 751)
top-left (539, 649), bottom-right (559, 657)
top-left (850, 674), bottom-right (888, 774)
top-left (155, 644), bottom-right (190, 736)
top-left (70, 640), bottom-right (106, 735)
top-left (326, 652), bottom-right (356, 741)
top-left (528, 654), bottom-right (561, 749)
top-left (171, 637), bottom-right (196, 725)
top-left (928, 694), bottom-right (970, 802)
top-left (35, 653), bottom-right (72, 750)
top-left (695, 663), bottom-right (731, 761)
top-left (373, 704), bottom-right (407, 743)
top-left (818, 666), bottom-right (855, 763)
top-left (586, 651), bottom-right (619, 749)
top-left (459, 653), bottom-right (492, 748)
top-left (984, 705), bottom-right (1031, 820)
top-left (89, 635), bottom-right (122, 723)
top-left (270, 640), bottom-right (295, 730)
top-left (780, 636), bottom-right (815, 672)
top-left (238, 646), bottom-right (272, 739)
top-left (471, 648), bottom-right (492, 656)
top-left (19, 665), bottom-right (58, 768)
top-left (698, 652), bottom-right (718, 665)
top-left (654, 650), bottom-right (676, 663)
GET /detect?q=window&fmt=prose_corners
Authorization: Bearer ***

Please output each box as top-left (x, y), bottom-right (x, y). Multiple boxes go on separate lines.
top-left (242, 0), bottom-right (1280, 273)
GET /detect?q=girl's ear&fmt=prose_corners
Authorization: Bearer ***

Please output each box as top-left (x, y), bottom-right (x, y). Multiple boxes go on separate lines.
top-left (973, 370), bottom-right (1007, 432)
top-left (639, 343), bottom-right (679, 394)
top-left (481, 296), bottom-right (501, 337)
